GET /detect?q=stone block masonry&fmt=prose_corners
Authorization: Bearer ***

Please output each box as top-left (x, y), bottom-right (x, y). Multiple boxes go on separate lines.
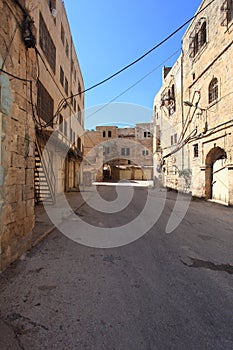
top-left (0, 0), bottom-right (36, 271)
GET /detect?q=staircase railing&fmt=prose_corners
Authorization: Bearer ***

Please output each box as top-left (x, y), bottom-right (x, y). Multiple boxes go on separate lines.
top-left (35, 134), bottom-right (56, 204)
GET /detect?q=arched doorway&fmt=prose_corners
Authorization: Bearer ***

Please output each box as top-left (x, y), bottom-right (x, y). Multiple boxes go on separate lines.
top-left (205, 146), bottom-right (227, 201)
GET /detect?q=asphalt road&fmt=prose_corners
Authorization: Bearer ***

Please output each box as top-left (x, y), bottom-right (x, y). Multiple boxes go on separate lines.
top-left (0, 186), bottom-right (233, 350)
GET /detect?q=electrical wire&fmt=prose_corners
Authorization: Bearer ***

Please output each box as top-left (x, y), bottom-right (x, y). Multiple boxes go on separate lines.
top-left (56, 0), bottom-right (216, 115)
top-left (86, 48), bottom-right (181, 121)
top-left (0, 67), bottom-right (31, 82)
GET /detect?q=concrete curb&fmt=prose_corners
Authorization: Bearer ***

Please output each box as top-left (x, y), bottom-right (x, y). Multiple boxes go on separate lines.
top-left (31, 199), bottom-right (87, 249)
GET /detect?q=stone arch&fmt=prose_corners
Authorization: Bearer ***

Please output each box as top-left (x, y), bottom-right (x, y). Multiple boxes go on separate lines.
top-left (205, 146), bottom-right (226, 199)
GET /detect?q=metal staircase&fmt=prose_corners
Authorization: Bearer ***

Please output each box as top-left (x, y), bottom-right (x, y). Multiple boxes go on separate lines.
top-left (34, 136), bottom-right (56, 204)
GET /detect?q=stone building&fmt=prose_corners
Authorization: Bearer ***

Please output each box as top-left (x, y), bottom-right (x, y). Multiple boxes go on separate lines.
top-left (31, 0), bottom-right (84, 199)
top-left (0, 0), bottom-right (84, 270)
top-left (153, 0), bottom-right (233, 205)
top-left (84, 123), bottom-right (153, 183)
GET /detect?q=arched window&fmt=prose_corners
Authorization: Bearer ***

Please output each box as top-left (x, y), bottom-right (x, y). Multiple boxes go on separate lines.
top-left (208, 78), bottom-right (218, 103)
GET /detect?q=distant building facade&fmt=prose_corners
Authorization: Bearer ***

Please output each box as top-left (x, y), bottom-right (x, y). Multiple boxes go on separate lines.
top-left (153, 0), bottom-right (233, 205)
top-left (0, 0), bottom-right (84, 270)
top-left (84, 123), bottom-right (153, 183)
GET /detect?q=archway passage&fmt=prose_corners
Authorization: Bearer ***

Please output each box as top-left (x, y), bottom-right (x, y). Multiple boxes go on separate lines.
top-left (205, 146), bottom-right (227, 200)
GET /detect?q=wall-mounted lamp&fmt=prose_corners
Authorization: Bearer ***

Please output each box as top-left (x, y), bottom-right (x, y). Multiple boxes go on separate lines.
top-left (183, 100), bottom-right (206, 111)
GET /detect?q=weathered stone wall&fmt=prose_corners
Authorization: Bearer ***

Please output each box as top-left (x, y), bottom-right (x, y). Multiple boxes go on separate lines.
top-left (153, 0), bottom-right (233, 203)
top-left (29, 0), bottom-right (85, 194)
top-left (0, 0), bottom-right (85, 270)
top-left (0, 0), bottom-right (36, 270)
top-left (182, 0), bottom-right (233, 203)
top-left (84, 123), bottom-right (153, 181)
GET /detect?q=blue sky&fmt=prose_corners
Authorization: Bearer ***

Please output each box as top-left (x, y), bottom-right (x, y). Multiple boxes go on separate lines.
top-left (63, 0), bottom-right (202, 129)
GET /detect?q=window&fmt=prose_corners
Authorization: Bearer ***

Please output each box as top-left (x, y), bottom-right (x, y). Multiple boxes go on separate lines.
top-left (200, 21), bottom-right (207, 47)
top-left (60, 66), bottom-right (64, 86)
top-left (73, 132), bottom-right (75, 144)
top-left (108, 130), bottom-right (112, 137)
top-left (78, 81), bottom-right (82, 94)
top-left (142, 150), bottom-right (149, 156)
top-left (37, 80), bottom-right (54, 126)
top-left (74, 99), bottom-right (76, 112)
top-left (59, 114), bottom-right (63, 132)
top-left (171, 135), bottom-right (174, 146)
top-left (74, 70), bottom-right (76, 82)
top-left (194, 144), bottom-right (199, 157)
top-left (78, 137), bottom-right (81, 150)
top-left (39, 13), bottom-right (56, 73)
top-left (78, 106), bottom-right (81, 124)
top-left (144, 131), bottom-right (151, 138)
top-left (61, 23), bottom-right (64, 45)
top-left (189, 19), bottom-right (207, 58)
top-left (65, 77), bottom-right (68, 95)
top-left (71, 92), bottom-right (73, 106)
top-left (104, 146), bottom-right (110, 154)
top-left (227, 0), bottom-right (233, 22)
top-left (64, 120), bottom-right (67, 136)
top-left (48, 0), bottom-right (56, 12)
top-left (121, 148), bottom-right (130, 156)
top-left (174, 133), bottom-right (177, 144)
top-left (65, 39), bottom-right (69, 58)
top-left (103, 131), bottom-right (106, 138)
top-left (70, 128), bottom-right (73, 142)
top-left (209, 78), bottom-right (218, 103)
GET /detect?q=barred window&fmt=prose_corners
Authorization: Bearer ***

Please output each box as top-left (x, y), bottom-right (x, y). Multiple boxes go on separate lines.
top-left (208, 78), bottom-right (218, 103)
top-left (189, 19), bottom-right (207, 58)
top-left (39, 13), bottom-right (56, 73)
top-left (37, 80), bottom-right (54, 126)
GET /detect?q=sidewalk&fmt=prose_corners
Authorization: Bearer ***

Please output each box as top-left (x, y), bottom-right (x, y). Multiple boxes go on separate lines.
top-left (0, 189), bottom-right (92, 350)
top-left (31, 189), bottom-right (90, 248)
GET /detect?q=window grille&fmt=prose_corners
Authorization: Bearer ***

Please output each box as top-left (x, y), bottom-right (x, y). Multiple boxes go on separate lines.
top-left (189, 18), bottom-right (207, 58)
top-left (208, 78), bottom-right (218, 103)
top-left (39, 13), bottom-right (56, 73)
top-left (37, 80), bottom-right (54, 126)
